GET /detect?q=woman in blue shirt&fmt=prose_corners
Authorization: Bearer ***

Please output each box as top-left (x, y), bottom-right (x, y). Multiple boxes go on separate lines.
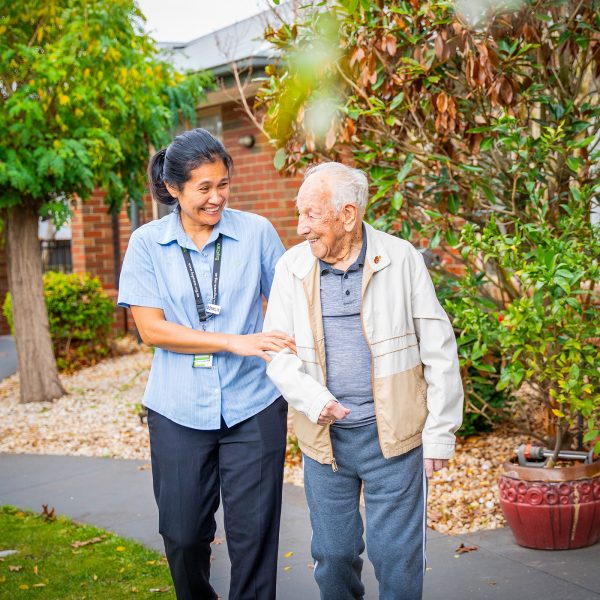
top-left (118, 128), bottom-right (294, 600)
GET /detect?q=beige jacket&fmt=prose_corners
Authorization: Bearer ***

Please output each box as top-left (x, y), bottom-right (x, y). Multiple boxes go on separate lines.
top-left (264, 223), bottom-right (463, 467)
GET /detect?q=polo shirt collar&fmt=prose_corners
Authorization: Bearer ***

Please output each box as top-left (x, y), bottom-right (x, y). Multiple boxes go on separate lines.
top-left (157, 206), bottom-right (240, 248)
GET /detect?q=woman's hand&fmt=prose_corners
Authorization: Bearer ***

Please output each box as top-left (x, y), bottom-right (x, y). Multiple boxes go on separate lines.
top-left (317, 400), bottom-right (351, 426)
top-left (227, 331), bottom-right (296, 362)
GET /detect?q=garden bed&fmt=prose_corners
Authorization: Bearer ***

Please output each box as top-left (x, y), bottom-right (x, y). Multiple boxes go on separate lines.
top-left (0, 349), bottom-right (526, 535)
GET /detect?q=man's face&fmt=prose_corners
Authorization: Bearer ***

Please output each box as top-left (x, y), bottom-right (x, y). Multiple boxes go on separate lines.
top-left (296, 176), bottom-right (346, 263)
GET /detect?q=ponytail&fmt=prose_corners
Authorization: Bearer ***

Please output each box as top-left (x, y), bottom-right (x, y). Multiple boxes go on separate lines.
top-left (148, 148), bottom-right (178, 206)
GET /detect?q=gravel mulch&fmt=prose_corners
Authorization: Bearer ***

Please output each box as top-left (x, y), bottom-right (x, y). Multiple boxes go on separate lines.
top-left (0, 349), bottom-right (526, 535)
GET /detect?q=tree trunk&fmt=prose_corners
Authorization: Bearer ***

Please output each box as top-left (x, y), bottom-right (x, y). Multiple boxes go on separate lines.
top-left (5, 204), bottom-right (65, 403)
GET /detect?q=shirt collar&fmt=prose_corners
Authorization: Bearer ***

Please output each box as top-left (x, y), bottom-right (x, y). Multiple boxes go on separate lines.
top-left (157, 206), bottom-right (240, 248)
top-left (319, 224), bottom-right (367, 275)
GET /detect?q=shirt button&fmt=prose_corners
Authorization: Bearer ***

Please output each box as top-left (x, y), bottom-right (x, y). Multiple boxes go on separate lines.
top-left (345, 290), bottom-right (350, 296)
top-left (344, 274), bottom-right (348, 279)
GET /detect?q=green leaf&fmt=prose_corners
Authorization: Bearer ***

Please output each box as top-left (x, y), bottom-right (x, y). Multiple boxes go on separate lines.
top-left (445, 229), bottom-right (459, 247)
top-left (273, 148), bottom-right (286, 171)
top-left (391, 191), bottom-right (403, 211)
top-left (480, 138), bottom-right (494, 152)
top-left (429, 229), bottom-right (442, 249)
top-left (396, 154), bottom-right (414, 183)
top-left (567, 157), bottom-right (580, 172)
top-left (390, 92), bottom-right (404, 111)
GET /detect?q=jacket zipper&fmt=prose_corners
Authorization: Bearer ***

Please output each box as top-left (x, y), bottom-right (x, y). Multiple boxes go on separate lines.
top-left (359, 281), bottom-right (385, 456)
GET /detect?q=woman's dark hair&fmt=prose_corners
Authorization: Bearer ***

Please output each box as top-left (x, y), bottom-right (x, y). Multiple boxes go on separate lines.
top-left (148, 128), bottom-right (234, 206)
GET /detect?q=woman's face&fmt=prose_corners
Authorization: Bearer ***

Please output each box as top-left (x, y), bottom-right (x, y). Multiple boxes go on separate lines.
top-left (167, 159), bottom-right (230, 229)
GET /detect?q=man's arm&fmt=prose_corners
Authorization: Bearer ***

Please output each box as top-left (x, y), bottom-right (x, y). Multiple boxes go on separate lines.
top-left (410, 250), bottom-right (464, 474)
top-left (263, 259), bottom-right (344, 423)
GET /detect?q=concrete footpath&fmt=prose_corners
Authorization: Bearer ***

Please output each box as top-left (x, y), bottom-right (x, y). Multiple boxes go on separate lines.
top-left (1, 454), bottom-right (599, 599)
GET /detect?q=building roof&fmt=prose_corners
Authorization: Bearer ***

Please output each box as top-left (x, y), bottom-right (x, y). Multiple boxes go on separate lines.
top-left (158, 4), bottom-right (294, 75)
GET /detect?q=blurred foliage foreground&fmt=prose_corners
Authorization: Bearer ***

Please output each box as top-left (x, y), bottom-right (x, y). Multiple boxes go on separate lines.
top-left (259, 0), bottom-right (600, 449)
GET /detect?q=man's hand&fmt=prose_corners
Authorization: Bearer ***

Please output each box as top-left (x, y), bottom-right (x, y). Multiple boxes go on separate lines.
top-left (424, 458), bottom-right (449, 478)
top-left (317, 400), bottom-right (350, 426)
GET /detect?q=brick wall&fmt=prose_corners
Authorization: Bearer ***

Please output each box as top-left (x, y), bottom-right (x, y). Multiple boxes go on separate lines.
top-left (221, 103), bottom-right (302, 249)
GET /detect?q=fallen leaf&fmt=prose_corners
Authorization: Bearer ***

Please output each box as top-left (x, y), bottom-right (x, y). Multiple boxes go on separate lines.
top-left (283, 566), bottom-right (292, 571)
top-left (284, 551), bottom-right (293, 558)
top-left (455, 543), bottom-right (478, 554)
top-left (19, 584), bottom-right (29, 590)
top-left (93, 574), bottom-right (98, 581)
top-left (488, 580), bottom-right (497, 586)
top-left (137, 463), bottom-right (151, 471)
top-left (115, 546), bottom-right (126, 552)
top-left (149, 587), bottom-right (172, 593)
top-left (33, 565), bottom-right (38, 575)
top-left (9, 565), bottom-right (22, 572)
top-left (41, 504), bottom-right (55, 520)
top-left (211, 538), bottom-right (225, 546)
top-left (71, 535), bottom-right (107, 548)
top-left (146, 560), bottom-right (157, 565)
top-left (32, 583), bottom-right (46, 588)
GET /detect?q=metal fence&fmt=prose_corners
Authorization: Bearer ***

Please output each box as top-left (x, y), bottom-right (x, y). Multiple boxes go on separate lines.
top-left (40, 240), bottom-right (72, 273)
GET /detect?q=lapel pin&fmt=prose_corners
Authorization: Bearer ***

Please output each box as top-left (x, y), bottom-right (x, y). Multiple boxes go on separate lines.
top-left (374, 255), bottom-right (381, 264)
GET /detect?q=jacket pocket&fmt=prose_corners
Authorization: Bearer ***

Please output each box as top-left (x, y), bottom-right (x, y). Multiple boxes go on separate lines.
top-left (373, 364), bottom-right (428, 448)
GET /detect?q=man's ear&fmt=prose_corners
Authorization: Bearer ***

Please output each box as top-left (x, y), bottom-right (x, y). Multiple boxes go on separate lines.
top-left (165, 181), bottom-right (179, 200)
top-left (342, 203), bottom-right (359, 232)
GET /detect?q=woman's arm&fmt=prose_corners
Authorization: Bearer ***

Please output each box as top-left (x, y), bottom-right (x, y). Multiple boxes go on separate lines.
top-left (131, 306), bottom-right (295, 361)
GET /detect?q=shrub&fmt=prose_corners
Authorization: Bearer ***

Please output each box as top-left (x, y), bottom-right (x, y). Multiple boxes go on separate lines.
top-left (3, 272), bottom-right (114, 371)
top-left (432, 270), bottom-right (511, 437)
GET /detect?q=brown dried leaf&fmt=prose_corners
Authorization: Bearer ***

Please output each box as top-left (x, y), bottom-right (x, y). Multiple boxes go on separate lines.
top-left (41, 504), bottom-right (55, 521)
top-left (8, 565), bottom-right (22, 572)
top-left (456, 543), bottom-right (479, 554)
top-left (386, 34), bottom-right (397, 57)
top-left (71, 534), bottom-right (107, 548)
top-left (436, 92), bottom-right (448, 113)
top-left (435, 35), bottom-right (445, 61)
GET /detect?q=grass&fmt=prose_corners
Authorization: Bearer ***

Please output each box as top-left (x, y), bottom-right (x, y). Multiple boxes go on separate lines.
top-left (0, 505), bottom-right (174, 599)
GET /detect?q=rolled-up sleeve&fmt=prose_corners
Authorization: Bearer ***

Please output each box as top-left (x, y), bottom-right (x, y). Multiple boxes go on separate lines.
top-left (117, 231), bottom-right (163, 309)
top-left (411, 249), bottom-right (464, 459)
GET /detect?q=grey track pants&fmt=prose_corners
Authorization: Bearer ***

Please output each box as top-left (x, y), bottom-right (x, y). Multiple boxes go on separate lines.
top-left (304, 423), bottom-right (426, 600)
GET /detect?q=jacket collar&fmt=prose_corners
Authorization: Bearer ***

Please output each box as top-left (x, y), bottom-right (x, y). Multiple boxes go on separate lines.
top-left (290, 221), bottom-right (391, 280)
top-left (157, 207), bottom-right (239, 249)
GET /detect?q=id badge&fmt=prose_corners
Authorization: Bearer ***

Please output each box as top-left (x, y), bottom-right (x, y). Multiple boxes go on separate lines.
top-left (193, 354), bottom-right (213, 368)
top-left (206, 303), bottom-right (221, 315)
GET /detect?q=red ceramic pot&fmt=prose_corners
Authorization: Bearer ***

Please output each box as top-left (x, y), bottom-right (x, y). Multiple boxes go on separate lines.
top-left (498, 458), bottom-right (600, 550)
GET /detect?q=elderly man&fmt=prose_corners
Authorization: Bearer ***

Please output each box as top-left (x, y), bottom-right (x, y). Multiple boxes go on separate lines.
top-left (263, 162), bottom-right (463, 599)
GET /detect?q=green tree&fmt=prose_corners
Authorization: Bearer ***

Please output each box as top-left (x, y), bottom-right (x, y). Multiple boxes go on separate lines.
top-left (0, 0), bottom-right (211, 402)
top-left (255, 0), bottom-right (600, 445)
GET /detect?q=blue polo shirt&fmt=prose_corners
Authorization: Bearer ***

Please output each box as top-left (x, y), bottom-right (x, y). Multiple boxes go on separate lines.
top-left (118, 208), bottom-right (284, 430)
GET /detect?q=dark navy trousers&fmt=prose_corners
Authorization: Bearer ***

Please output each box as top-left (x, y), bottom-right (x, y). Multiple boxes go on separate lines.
top-left (147, 397), bottom-right (287, 600)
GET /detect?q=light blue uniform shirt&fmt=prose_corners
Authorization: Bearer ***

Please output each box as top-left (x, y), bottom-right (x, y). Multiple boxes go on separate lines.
top-left (117, 208), bottom-right (285, 430)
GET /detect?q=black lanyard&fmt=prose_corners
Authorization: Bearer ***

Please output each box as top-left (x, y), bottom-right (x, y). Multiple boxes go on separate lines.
top-left (180, 234), bottom-right (222, 323)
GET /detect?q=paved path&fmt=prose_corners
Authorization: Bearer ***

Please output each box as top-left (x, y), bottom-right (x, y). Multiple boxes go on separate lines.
top-left (1, 454), bottom-right (599, 599)
top-left (0, 336), bottom-right (16, 381)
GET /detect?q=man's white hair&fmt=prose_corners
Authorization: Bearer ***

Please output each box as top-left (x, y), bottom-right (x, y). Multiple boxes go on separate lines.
top-left (303, 162), bottom-right (369, 214)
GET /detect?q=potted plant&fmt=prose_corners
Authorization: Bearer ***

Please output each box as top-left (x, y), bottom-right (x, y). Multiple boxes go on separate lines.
top-left (449, 200), bottom-right (600, 550)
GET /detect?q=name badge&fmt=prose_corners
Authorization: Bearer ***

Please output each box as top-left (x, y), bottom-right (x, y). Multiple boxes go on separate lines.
top-left (193, 354), bottom-right (213, 368)
top-left (206, 303), bottom-right (221, 315)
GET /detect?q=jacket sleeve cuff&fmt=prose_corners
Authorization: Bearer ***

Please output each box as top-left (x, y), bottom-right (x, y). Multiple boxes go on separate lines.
top-left (422, 442), bottom-right (456, 460)
top-left (306, 390), bottom-right (336, 423)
